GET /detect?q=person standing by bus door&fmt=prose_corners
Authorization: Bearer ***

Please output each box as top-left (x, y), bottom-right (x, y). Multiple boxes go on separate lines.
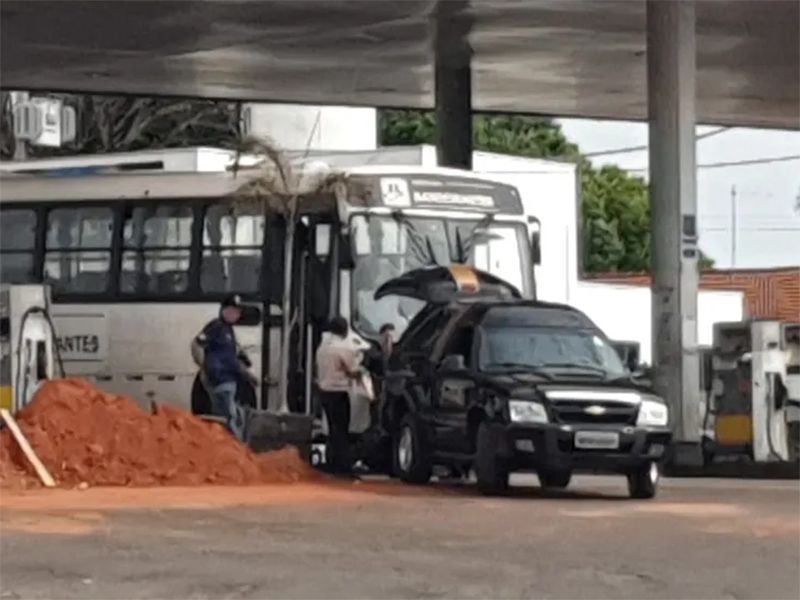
top-left (315, 316), bottom-right (363, 479)
top-left (372, 323), bottom-right (396, 432)
top-left (199, 294), bottom-right (258, 440)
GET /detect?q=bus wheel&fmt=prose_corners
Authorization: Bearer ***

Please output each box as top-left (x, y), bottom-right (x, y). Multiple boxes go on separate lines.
top-left (191, 374), bottom-right (212, 416)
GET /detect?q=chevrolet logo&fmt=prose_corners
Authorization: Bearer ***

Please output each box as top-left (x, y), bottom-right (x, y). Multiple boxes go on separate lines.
top-left (585, 405), bottom-right (607, 416)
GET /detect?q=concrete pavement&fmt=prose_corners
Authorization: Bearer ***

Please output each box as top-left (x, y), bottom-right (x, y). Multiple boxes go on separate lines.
top-left (1, 476), bottom-right (798, 599)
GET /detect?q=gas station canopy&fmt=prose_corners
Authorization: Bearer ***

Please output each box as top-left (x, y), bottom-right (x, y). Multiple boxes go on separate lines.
top-left (1, 0), bottom-right (798, 129)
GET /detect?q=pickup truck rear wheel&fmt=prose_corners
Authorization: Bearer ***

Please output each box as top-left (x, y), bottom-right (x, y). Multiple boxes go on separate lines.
top-left (627, 461), bottom-right (661, 499)
top-left (475, 422), bottom-right (510, 496)
top-left (393, 414), bottom-right (433, 484)
top-left (538, 468), bottom-right (572, 490)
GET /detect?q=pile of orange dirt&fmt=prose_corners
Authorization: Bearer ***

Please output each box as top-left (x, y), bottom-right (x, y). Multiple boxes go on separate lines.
top-left (0, 429), bottom-right (40, 489)
top-left (0, 378), bottom-right (320, 489)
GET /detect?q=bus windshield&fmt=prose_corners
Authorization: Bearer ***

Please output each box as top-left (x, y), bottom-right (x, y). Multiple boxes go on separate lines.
top-left (349, 214), bottom-right (532, 337)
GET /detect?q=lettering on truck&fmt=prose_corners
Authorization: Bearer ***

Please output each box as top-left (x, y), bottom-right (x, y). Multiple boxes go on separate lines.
top-left (56, 335), bottom-right (100, 355)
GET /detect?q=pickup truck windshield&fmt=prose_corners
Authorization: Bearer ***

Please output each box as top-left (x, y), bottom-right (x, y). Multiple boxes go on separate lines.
top-left (478, 325), bottom-right (627, 378)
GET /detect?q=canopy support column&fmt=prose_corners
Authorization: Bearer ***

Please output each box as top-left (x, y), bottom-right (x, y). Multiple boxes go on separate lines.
top-left (647, 0), bottom-right (703, 466)
top-left (434, 0), bottom-right (473, 170)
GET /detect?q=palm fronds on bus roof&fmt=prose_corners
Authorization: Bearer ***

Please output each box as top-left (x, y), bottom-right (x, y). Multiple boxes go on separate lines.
top-left (227, 135), bottom-right (370, 214)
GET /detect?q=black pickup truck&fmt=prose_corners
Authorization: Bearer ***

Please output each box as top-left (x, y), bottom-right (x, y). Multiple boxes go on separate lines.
top-left (371, 265), bottom-right (672, 499)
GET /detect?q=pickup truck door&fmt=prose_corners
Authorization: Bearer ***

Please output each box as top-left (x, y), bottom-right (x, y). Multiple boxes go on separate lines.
top-left (429, 319), bottom-right (478, 456)
top-left (431, 369), bottom-right (473, 455)
top-left (393, 310), bottom-right (448, 418)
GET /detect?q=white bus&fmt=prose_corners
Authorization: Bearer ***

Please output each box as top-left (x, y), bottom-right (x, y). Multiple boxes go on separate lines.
top-left (0, 148), bottom-right (541, 413)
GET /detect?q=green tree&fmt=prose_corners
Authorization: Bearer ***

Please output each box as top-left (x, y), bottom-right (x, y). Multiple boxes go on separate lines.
top-left (379, 109), bottom-right (713, 273)
top-left (380, 110), bottom-right (581, 160)
top-left (580, 164), bottom-right (651, 273)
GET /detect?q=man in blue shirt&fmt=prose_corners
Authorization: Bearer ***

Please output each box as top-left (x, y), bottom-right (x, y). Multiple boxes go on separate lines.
top-left (196, 295), bottom-right (257, 439)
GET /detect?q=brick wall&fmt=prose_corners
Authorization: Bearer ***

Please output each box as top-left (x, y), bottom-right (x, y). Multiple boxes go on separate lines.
top-left (587, 267), bottom-right (800, 322)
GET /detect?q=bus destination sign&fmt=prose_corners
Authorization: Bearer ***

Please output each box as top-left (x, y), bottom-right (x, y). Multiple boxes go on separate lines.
top-left (368, 175), bottom-right (523, 214)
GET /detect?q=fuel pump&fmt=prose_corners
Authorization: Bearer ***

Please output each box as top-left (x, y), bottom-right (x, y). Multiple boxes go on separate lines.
top-left (704, 320), bottom-right (798, 464)
top-left (782, 323), bottom-right (799, 460)
top-left (0, 284), bottom-right (61, 413)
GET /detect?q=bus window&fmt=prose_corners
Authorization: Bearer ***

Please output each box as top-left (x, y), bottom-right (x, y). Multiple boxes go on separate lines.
top-left (315, 223), bottom-right (331, 256)
top-left (121, 205), bottom-right (193, 295)
top-left (449, 221), bottom-right (529, 296)
top-left (0, 208), bottom-right (37, 284)
top-left (45, 207), bottom-right (113, 294)
top-left (201, 203), bottom-right (264, 295)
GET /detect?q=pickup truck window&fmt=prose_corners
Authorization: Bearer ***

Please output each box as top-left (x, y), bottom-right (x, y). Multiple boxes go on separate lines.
top-left (478, 325), bottom-right (626, 377)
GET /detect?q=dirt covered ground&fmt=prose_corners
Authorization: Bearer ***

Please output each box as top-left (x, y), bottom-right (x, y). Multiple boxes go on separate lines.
top-left (0, 378), bottom-right (319, 488)
top-left (1, 476), bottom-right (798, 600)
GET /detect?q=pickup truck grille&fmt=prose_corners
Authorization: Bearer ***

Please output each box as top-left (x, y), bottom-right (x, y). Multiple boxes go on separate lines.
top-left (550, 400), bottom-right (638, 426)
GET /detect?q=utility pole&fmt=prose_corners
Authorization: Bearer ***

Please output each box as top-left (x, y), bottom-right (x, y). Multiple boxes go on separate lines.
top-left (730, 185), bottom-right (737, 268)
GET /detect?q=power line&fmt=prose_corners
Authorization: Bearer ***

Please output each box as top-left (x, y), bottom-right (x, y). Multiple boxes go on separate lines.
top-left (703, 213), bottom-right (800, 218)
top-left (626, 153), bottom-right (800, 172)
top-left (703, 216), bottom-right (800, 220)
top-left (582, 127), bottom-right (729, 158)
top-left (702, 226), bottom-right (800, 232)
top-left (696, 154), bottom-right (800, 169)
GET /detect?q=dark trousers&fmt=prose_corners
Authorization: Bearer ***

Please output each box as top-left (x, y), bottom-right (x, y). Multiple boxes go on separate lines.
top-left (320, 390), bottom-right (351, 474)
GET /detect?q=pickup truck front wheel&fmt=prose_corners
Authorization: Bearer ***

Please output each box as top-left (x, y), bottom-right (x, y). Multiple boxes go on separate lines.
top-left (393, 414), bottom-right (433, 484)
top-left (627, 461), bottom-right (661, 499)
top-left (475, 423), bottom-right (510, 496)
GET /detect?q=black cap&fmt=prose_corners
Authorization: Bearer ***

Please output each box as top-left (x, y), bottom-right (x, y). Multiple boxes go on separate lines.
top-left (220, 294), bottom-right (243, 309)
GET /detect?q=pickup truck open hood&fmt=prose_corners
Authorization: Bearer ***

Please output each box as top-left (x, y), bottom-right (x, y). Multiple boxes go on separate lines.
top-left (373, 264), bottom-right (522, 304)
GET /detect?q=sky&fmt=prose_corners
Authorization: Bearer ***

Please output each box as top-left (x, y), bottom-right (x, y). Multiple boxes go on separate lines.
top-left (557, 119), bottom-right (800, 270)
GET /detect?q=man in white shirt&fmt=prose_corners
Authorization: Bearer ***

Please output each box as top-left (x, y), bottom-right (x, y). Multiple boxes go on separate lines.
top-left (315, 316), bottom-right (363, 478)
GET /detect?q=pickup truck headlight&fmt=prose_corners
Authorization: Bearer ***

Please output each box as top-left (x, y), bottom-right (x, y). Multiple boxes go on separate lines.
top-left (508, 400), bottom-right (549, 424)
top-left (636, 399), bottom-right (669, 427)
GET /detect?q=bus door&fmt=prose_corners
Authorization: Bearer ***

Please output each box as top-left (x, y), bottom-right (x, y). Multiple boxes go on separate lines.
top-left (259, 215), bottom-right (337, 415)
top-left (295, 216), bottom-right (334, 416)
top-left (304, 218), bottom-right (339, 418)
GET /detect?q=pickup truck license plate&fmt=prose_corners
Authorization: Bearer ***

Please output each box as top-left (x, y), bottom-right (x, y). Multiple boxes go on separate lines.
top-left (574, 431), bottom-right (620, 450)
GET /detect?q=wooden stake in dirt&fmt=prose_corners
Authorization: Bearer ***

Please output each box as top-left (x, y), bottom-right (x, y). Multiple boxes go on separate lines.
top-left (0, 409), bottom-right (56, 488)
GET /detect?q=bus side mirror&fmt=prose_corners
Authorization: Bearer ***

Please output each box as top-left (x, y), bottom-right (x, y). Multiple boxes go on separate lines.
top-left (530, 231), bottom-right (541, 265)
top-left (528, 216), bottom-right (542, 266)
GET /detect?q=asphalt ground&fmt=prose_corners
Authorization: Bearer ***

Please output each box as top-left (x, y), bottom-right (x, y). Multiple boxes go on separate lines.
top-left (1, 476), bottom-right (798, 600)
